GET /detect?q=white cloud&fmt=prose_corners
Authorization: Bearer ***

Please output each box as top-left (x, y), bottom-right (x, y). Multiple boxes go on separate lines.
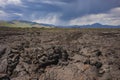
top-left (28, 0), bottom-right (67, 6)
top-left (0, 10), bottom-right (23, 20)
top-left (33, 13), bottom-right (61, 25)
top-left (0, 0), bottom-right (22, 7)
top-left (7, 0), bottom-right (22, 5)
top-left (13, 13), bottom-right (23, 17)
top-left (0, 10), bottom-right (9, 20)
top-left (41, 0), bottom-right (67, 5)
top-left (0, 10), bottom-right (7, 16)
top-left (69, 7), bottom-right (120, 26)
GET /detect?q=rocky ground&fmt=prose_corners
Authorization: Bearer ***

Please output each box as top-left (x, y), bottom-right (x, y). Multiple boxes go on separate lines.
top-left (0, 28), bottom-right (120, 80)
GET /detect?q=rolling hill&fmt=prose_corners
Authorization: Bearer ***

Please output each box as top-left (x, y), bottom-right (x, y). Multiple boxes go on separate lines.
top-left (0, 20), bottom-right (55, 28)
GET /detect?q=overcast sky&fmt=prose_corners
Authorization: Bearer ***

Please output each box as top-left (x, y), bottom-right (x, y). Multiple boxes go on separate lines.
top-left (0, 0), bottom-right (120, 26)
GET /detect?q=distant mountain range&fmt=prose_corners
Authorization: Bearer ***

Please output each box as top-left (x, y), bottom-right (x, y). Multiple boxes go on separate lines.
top-left (0, 20), bottom-right (55, 28)
top-left (0, 20), bottom-right (120, 28)
top-left (59, 23), bottom-right (120, 28)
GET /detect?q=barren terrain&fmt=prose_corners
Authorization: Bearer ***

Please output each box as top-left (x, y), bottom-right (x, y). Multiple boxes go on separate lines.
top-left (0, 28), bottom-right (120, 80)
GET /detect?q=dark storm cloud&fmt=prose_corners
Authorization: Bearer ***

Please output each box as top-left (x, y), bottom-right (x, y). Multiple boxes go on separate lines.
top-left (23, 0), bottom-right (120, 21)
top-left (60, 0), bottom-right (120, 20)
top-left (0, 0), bottom-right (120, 25)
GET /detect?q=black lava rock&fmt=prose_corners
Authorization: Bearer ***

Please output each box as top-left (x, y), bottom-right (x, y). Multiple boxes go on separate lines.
top-left (94, 62), bottom-right (103, 69)
top-left (0, 76), bottom-right (10, 80)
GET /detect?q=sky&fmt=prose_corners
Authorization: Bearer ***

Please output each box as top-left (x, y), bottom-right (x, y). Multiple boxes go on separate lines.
top-left (0, 0), bottom-right (120, 26)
